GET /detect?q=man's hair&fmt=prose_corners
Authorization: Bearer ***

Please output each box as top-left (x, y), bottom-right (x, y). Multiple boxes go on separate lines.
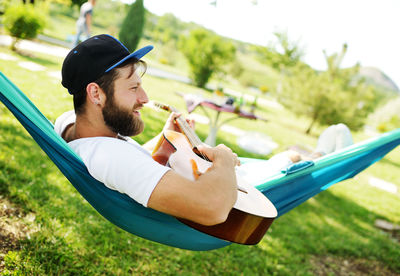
top-left (73, 59), bottom-right (147, 114)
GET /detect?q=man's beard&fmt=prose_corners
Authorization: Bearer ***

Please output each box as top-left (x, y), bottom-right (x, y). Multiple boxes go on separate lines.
top-left (102, 96), bottom-right (144, 137)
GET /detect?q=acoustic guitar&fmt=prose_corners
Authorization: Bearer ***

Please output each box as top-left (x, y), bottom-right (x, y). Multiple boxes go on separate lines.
top-left (148, 101), bottom-right (277, 245)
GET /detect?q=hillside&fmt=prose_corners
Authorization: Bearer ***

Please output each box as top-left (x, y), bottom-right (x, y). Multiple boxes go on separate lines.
top-left (358, 66), bottom-right (399, 93)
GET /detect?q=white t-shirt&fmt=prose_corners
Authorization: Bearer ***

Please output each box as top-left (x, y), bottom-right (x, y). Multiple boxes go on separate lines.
top-left (54, 111), bottom-right (170, 207)
top-left (54, 111), bottom-right (294, 205)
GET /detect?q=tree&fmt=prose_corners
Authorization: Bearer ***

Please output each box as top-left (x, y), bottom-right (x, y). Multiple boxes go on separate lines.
top-left (274, 31), bottom-right (304, 67)
top-left (119, 0), bottom-right (145, 52)
top-left (278, 44), bottom-right (380, 133)
top-left (179, 29), bottom-right (236, 88)
top-left (150, 13), bottom-right (185, 44)
top-left (70, 0), bottom-right (86, 8)
top-left (255, 30), bottom-right (304, 70)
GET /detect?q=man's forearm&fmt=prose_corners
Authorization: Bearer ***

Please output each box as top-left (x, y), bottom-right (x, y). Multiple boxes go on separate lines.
top-left (195, 161), bottom-right (238, 220)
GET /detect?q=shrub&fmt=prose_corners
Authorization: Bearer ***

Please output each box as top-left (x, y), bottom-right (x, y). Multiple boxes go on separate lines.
top-left (0, 0), bottom-right (12, 15)
top-left (377, 115), bottom-right (400, 132)
top-left (159, 40), bottom-right (179, 66)
top-left (3, 4), bottom-right (46, 51)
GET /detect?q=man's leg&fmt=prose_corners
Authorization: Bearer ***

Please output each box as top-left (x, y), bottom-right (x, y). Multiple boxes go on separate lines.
top-left (82, 24), bottom-right (90, 41)
top-left (237, 152), bottom-right (295, 183)
top-left (315, 125), bottom-right (337, 155)
top-left (315, 124), bottom-right (353, 155)
top-left (334, 123), bottom-right (353, 151)
top-left (238, 124), bottom-right (354, 183)
top-left (74, 24), bottom-right (83, 47)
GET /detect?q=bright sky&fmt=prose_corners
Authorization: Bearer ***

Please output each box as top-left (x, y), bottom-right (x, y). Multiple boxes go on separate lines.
top-left (140, 0), bottom-right (400, 88)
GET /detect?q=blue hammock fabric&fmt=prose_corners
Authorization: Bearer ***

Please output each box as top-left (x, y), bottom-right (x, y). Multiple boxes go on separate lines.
top-left (1, 72), bottom-right (399, 251)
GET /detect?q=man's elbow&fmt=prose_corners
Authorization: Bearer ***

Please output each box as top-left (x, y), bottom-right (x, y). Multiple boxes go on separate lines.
top-left (197, 208), bottom-right (230, 226)
top-left (209, 186), bottom-right (238, 225)
top-left (197, 197), bottom-right (236, 226)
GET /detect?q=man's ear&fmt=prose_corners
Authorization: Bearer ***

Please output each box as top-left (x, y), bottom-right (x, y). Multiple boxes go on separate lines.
top-left (86, 82), bottom-right (102, 106)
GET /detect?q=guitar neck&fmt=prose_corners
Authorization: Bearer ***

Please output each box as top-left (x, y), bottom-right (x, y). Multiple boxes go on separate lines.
top-left (175, 116), bottom-right (203, 148)
top-left (151, 101), bottom-right (203, 148)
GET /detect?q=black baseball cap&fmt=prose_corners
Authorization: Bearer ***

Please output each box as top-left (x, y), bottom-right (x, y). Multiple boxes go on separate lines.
top-left (61, 34), bottom-right (153, 95)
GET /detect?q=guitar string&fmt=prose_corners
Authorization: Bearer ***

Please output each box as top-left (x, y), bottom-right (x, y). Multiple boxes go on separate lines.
top-left (164, 103), bottom-right (200, 146)
top-left (174, 112), bottom-right (210, 161)
top-left (176, 117), bottom-right (209, 161)
top-left (154, 102), bottom-right (210, 161)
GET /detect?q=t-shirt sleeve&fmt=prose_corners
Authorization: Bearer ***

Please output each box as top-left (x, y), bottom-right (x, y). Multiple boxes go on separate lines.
top-left (54, 110), bottom-right (76, 137)
top-left (70, 138), bottom-right (170, 207)
top-left (84, 8), bottom-right (93, 16)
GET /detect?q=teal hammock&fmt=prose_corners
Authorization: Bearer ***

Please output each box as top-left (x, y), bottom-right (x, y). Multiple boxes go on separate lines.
top-left (1, 72), bottom-right (399, 251)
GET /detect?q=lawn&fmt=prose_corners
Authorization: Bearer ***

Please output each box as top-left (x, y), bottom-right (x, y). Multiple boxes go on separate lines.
top-left (1, 39), bottom-right (400, 275)
top-left (1, 4), bottom-right (400, 272)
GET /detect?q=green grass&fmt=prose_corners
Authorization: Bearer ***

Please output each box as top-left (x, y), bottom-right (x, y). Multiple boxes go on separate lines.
top-left (1, 27), bottom-right (400, 276)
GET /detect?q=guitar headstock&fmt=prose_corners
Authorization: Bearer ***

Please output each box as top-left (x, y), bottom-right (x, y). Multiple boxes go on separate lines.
top-left (146, 101), bottom-right (174, 113)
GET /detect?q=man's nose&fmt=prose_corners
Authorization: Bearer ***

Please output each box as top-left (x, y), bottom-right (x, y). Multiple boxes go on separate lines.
top-left (137, 87), bottom-right (149, 104)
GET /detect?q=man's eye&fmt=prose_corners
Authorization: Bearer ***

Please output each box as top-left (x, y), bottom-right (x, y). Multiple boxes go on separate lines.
top-left (130, 87), bottom-right (138, 91)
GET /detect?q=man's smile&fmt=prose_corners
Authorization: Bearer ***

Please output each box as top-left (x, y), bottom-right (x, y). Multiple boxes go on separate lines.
top-left (132, 104), bottom-right (143, 116)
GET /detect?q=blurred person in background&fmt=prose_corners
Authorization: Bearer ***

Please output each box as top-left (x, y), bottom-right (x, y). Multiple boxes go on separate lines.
top-left (74, 0), bottom-right (96, 47)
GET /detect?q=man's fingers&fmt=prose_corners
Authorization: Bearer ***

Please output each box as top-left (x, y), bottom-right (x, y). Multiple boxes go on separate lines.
top-left (198, 144), bottom-right (240, 167)
top-left (169, 112), bottom-right (181, 122)
top-left (234, 153), bottom-right (241, 166)
top-left (163, 112), bottom-right (183, 132)
top-left (186, 118), bottom-right (195, 129)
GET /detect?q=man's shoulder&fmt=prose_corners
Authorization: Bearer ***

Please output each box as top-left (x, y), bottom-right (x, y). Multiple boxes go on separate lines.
top-left (54, 110), bottom-right (75, 137)
top-left (70, 136), bottom-right (146, 157)
top-left (70, 136), bottom-right (134, 149)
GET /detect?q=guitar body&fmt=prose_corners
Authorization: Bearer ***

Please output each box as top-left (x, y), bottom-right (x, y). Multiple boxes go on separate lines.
top-left (152, 130), bottom-right (277, 245)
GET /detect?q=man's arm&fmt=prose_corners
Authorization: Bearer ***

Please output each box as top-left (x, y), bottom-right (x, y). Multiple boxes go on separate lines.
top-left (147, 144), bottom-right (239, 226)
top-left (85, 13), bottom-right (92, 34)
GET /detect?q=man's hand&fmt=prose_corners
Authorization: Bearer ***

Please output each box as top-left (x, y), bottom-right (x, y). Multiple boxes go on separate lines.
top-left (163, 112), bottom-right (195, 133)
top-left (197, 144), bottom-right (240, 167)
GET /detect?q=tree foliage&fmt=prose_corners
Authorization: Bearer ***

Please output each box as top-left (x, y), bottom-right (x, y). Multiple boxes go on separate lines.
top-left (70, 0), bottom-right (86, 8)
top-left (278, 44), bottom-right (380, 133)
top-left (179, 29), bottom-right (236, 88)
top-left (147, 13), bottom-right (186, 44)
top-left (255, 31), bottom-right (304, 70)
top-left (3, 3), bottom-right (46, 51)
top-left (119, 0), bottom-right (145, 52)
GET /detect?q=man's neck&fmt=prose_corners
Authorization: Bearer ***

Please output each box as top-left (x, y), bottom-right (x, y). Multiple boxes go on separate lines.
top-left (63, 113), bottom-right (117, 142)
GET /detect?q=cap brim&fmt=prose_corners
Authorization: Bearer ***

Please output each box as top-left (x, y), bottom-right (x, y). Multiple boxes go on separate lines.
top-left (105, 45), bottom-right (153, 73)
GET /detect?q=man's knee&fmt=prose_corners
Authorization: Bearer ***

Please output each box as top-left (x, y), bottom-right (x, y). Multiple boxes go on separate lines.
top-left (335, 123), bottom-right (350, 133)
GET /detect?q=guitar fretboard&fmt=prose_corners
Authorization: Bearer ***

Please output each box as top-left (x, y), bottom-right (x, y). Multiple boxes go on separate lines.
top-left (149, 101), bottom-right (204, 149)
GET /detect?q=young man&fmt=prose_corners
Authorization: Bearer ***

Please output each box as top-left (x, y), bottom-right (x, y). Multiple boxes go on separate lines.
top-left (57, 34), bottom-right (239, 226)
top-left (73, 0), bottom-right (96, 47)
top-left (56, 34), bottom-right (353, 226)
